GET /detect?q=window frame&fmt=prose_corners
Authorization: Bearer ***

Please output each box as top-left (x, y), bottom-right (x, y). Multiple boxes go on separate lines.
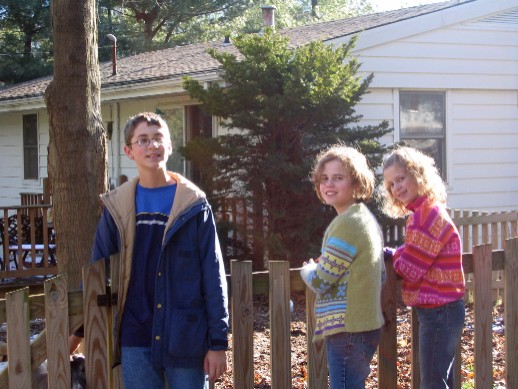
top-left (398, 90), bottom-right (447, 181)
top-left (23, 113), bottom-right (39, 180)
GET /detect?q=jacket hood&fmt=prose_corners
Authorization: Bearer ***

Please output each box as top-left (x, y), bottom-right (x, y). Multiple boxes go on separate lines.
top-left (101, 171), bottom-right (207, 224)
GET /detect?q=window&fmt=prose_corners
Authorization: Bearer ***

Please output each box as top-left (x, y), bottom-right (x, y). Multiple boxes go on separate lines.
top-left (157, 107), bottom-right (185, 175)
top-left (399, 91), bottom-right (446, 179)
top-left (184, 105), bottom-right (212, 184)
top-left (23, 114), bottom-right (38, 180)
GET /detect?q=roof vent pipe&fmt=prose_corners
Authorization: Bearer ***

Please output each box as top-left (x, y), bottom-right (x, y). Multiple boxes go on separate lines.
top-left (260, 5), bottom-right (276, 32)
top-left (106, 34), bottom-right (117, 75)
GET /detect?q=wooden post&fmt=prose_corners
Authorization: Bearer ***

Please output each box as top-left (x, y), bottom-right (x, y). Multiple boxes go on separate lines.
top-left (504, 238), bottom-right (518, 388)
top-left (410, 308), bottom-right (420, 389)
top-left (305, 289), bottom-right (327, 389)
top-left (379, 257), bottom-right (398, 388)
top-left (231, 260), bottom-right (254, 388)
top-left (109, 254), bottom-right (124, 389)
top-left (6, 287), bottom-right (31, 388)
top-left (44, 274), bottom-right (72, 388)
top-left (269, 261), bottom-right (291, 389)
top-left (83, 259), bottom-right (110, 388)
top-left (473, 244), bottom-right (493, 389)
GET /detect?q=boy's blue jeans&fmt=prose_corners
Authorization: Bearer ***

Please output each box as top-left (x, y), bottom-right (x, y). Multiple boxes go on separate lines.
top-left (121, 347), bottom-right (208, 389)
top-left (415, 299), bottom-right (465, 389)
top-left (325, 328), bottom-right (381, 389)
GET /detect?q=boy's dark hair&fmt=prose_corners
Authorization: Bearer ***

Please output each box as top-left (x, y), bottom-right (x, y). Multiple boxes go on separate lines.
top-left (124, 112), bottom-right (169, 146)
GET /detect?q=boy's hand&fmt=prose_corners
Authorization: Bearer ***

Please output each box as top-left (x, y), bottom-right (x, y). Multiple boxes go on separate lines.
top-left (204, 350), bottom-right (227, 382)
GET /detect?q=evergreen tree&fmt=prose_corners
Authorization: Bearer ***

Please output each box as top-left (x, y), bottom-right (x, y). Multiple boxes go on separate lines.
top-left (183, 29), bottom-right (390, 269)
top-left (0, 0), bottom-right (52, 85)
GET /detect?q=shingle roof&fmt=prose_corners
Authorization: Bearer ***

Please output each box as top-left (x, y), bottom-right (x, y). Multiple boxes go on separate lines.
top-left (0, 0), bottom-right (473, 103)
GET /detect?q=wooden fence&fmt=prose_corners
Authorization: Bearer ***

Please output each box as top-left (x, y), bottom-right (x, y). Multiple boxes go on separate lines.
top-left (0, 239), bottom-right (517, 388)
top-left (382, 209), bottom-right (518, 299)
top-left (382, 209), bottom-right (518, 251)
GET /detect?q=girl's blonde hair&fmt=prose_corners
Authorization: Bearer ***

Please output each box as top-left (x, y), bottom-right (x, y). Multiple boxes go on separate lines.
top-left (311, 144), bottom-right (375, 203)
top-left (379, 146), bottom-right (446, 218)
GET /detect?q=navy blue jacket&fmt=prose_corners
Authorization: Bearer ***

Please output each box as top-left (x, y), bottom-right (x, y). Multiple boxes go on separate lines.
top-left (92, 172), bottom-right (229, 368)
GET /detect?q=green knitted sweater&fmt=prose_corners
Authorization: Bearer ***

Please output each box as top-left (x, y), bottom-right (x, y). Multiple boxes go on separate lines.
top-left (300, 203), bottom-right (385, 341)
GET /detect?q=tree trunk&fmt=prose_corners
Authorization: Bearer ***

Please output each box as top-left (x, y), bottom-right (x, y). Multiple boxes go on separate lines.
top-left (44, 0), bottom-right (107, 289)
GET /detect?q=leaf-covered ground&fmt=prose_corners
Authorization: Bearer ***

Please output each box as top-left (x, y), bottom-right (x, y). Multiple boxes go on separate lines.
top-left (215, 291), bottom-right (506, 389)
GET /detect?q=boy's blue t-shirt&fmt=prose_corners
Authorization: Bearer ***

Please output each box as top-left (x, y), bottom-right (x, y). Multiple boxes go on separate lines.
top-left (120, 183), bottom-right (176, 347)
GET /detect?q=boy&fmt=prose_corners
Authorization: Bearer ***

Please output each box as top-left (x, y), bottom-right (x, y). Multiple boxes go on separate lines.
top-left (77, 112), bottom-right (228, 388)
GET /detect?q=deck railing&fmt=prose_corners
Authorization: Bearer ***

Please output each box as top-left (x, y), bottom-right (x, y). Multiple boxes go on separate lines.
top-left (0, 204), bottom-right (57, 280)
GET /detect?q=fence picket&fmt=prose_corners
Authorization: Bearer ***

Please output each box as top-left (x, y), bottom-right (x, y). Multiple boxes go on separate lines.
top-left (108, 254), bottom-right (124, 389)
top-left (410, 309), bottom-right (420, 389)
top-left (269, 261), bottom-right (291, 389)
top-left (0, 213), bottom-right (517, 388)
top-left (82, 259), bottom-right (110, 388)
top-left (6, 287), bottom-right (31, 388)
top-left (44, 274), bottom-right (71, 388)
top-left (483, 215), bottom-right (490, 245)
top-left (230, 260), bottom-right (254, 388)
top-left (305, 290), bottom-right (327, 389)
top-left (491, 216), bottom-right (498, 250)
top-left (378, 258), bottom-right (398, 389)
top-left (504, 238), bottom-right (518, 388)
top-left (473, 244), bottom-right (493, 389)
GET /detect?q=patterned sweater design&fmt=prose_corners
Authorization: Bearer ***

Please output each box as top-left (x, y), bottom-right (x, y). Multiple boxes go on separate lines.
top-left (393, 195), bottom-right (465, 307)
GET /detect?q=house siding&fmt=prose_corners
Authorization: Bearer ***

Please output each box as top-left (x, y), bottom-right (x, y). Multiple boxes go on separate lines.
top-left (0, 110), bottom-right (49, 205)
top-left (344, 9), bottom-right (518, 212)
top-left (448, 89), bottom-right (518, 210)
top-left (357, 87), bottom-right (518, 212)
top-left (0, 0), bottom-right (517, 213)
top-left (346, 10), bottom-right (518, 90)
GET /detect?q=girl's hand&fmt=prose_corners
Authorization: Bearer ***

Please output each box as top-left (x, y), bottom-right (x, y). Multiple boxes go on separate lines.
top-left (383, 247), bottom-right (396, 261)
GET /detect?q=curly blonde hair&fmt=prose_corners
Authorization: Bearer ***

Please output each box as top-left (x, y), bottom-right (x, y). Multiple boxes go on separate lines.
top-left (379, 146), bottom-right (446, 218)
top-left (311, 144), bottom-right (375, 204)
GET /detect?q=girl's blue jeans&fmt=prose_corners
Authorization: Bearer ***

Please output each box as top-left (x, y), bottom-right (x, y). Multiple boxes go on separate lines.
top-left (415, 299), bottom-right (465, 389)
top-left (121, 346), bottom-right (208, 389)
top-left (325, 328), bottom-right (381, 389)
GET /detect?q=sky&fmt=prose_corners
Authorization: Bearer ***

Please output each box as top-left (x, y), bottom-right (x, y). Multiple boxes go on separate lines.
top-left (368, 0), bottom-right (446, 12)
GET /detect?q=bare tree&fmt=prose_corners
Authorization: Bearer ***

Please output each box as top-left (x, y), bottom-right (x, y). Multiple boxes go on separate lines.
top-left (44, 0), bottom-right (107, 289)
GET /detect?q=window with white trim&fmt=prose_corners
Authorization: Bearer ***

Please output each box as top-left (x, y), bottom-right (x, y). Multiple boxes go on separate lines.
top-left (399, 91), bottom-right (446, 180)
top-left (23, 114), bottom-right (38, 180)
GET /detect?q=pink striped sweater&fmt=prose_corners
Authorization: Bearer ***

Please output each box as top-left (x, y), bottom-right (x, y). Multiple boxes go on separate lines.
top-left (393, 195), bottom-right (465, 307)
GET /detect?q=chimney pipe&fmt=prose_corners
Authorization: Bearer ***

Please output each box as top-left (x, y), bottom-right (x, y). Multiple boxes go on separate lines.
top-left (106, 34), bottom-right (117, 75)
top-left (261, 5), bottom-right (276, 31)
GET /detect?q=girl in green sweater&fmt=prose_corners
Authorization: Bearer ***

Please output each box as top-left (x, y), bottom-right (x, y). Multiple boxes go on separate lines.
top-left (301, 144), bottom-right (385, 389)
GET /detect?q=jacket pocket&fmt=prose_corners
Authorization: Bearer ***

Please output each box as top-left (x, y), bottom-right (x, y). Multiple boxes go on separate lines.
top-left (167, 307), bottom-right (208, 358)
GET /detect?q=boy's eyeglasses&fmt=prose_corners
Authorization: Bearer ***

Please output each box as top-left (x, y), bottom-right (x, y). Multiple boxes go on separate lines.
top-left (130, 138), bottom-right (165, 148)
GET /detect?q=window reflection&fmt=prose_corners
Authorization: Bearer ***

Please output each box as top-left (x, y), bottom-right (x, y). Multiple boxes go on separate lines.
top-left (400, 91), bottom-right (446, 180)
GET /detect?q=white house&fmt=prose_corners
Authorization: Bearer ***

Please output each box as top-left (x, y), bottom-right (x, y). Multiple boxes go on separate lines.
top-left (0, 0), bottom-right (516, 211)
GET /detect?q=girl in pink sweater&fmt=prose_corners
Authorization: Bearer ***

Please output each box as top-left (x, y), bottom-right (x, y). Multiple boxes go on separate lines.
top-left (380, 146), bottom-right (465, 389)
